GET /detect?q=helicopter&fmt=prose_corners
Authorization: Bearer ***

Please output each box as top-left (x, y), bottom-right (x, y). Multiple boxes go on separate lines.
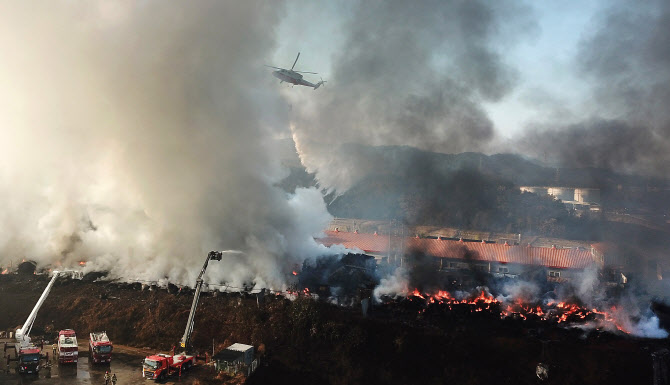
top-left (266, 52), bottom-right (326, 90)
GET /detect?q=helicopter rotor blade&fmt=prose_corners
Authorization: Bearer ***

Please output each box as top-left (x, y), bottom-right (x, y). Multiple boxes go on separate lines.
top-left (290, 52), bottom-right (300, 71)
top-left (295, 71), bottom-right (318, 74)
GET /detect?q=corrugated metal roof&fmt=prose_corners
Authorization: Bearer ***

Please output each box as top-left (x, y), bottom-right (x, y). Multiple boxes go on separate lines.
top-left (226, 343), bottom-right (253, 352)
top-left (319, 231), bottom-right (391, 254)
top-left (318, 231), bottom-right (596, 269)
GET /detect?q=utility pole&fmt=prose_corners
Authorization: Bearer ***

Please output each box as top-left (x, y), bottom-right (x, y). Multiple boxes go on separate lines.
top-left (388, 219), bottom-right (392, 264)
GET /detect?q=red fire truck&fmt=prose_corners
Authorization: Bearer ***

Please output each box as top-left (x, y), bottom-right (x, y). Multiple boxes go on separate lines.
top-left (89, 332), bottom-right (113, 364)
top-left (57, 329), bottom-right (78, 364)
top-left (142, 352), bottom-right (194, 380)
top-left (6, 271), bottom-right (61, 374)
top-left (142, 251), bottom-right (222, 380)
top-left (12, 346), bottom-right (42, 374)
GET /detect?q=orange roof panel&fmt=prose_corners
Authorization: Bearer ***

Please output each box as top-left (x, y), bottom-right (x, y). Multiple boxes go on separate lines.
top-left (318, 231), bottom-right (595, 269)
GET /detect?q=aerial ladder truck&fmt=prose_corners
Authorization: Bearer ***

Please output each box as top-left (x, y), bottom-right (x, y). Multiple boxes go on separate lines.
top-left (5, 270), bottom-right (61, 373)
top-left (142, 251), bottom-right (223, 380)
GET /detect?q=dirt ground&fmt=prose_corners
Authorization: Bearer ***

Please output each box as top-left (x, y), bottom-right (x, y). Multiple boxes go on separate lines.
top-left (1, 274), bottom-right (668, 385)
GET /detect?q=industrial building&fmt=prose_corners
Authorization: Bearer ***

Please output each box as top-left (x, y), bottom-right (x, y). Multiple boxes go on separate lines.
top-left (318, 230), bottom-right (610, 283)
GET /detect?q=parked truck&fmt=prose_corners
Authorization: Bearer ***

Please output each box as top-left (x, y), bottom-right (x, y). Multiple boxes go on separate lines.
top-left (5, 270), bottom-right (61, 373)
top-left (89, 331), bottom-right (113, 364)
top-left (57, 329), bottom-right (78, 364)
top-left (142, 352), bottom-right (194, 381)
top-left (142, 251), bottom-right (223, 380)
top-left (11, 345), bottom-right (42, 374)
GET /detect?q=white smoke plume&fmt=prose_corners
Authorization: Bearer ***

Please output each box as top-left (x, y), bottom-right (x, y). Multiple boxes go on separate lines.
top-left (628, 314), bottom-right (668, 339)
top-left (496, 280), bottom-right (540, 304)
top-left (0, 1), bottom-right (336, 289)
top-left (373, 267), bottom-right (409, 300)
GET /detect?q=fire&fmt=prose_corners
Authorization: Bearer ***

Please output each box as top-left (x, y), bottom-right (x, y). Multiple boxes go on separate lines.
top-left (282, 286), bottom-right (314, 298)
top-left (292, 271), bottom-right (298, 276)
top-left (79, 261), bottom-right (86, 266)
top-left (1, 269), bottom-right (8, 274)
top-left (410, 288), bottom-right (425, 299)
top-left (405, 289), bottom-right (631, 334)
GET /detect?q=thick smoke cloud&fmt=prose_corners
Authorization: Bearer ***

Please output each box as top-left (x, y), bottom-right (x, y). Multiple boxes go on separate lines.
top-left (520, 0), bottom-right (670, 176)
top-left (521, 119), bottom-right (665, 173)
top-left (0, 2), bottom-right (334, 288)
top-left (289, 0), bottom-right (535, 192)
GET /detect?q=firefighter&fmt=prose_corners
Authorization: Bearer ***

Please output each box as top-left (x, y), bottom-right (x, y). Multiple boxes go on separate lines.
top-left (112, 373), bottom-right (117, 385)
top-left (52, 343), bottom-right (57, 359)
top-left (104, 371), bottom-right (110, 385)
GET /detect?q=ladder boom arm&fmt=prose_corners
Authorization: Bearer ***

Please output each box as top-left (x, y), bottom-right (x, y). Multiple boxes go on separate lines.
top-left (16, 271), bottom-right (60, 346)
top-left (179, 251), bottom-right (222, 351)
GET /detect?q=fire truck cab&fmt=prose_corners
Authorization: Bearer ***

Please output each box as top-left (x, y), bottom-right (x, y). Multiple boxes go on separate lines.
top-left (89, 332), bottom-right (112, 364)
top-left (143, 353), bottom-right (194, 380)
top-left (15, 346), bottom-right (41, 374)
top-left (57, 329), bottom-right (78, 364)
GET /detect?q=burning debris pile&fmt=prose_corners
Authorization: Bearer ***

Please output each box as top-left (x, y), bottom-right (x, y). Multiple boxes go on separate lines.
top-left (294, 253), bottom-right (379, 303)
top-left (384, 288), bottom-right (632, 334)
top-left (371, 273), bottom-right (669, 339)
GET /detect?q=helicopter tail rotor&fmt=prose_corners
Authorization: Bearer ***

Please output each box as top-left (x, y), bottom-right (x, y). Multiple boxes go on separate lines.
top-left (313, 77), bottom-right (327, 90)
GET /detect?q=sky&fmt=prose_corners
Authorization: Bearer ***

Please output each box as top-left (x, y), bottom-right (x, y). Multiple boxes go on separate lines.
top-left (483, 1), bottom-right (602, 135)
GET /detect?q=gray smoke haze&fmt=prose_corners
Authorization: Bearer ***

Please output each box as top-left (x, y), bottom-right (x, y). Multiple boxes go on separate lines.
top-left (289, 0), bottom-right (536, 192)
top-left (520, 0), bottom-right (670, 176)
top-left (0, 2), bottom-right (336, 288)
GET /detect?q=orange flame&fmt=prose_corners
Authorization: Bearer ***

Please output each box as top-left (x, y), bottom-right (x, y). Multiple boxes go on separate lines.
top-left (403, 289), bottom-right (631, 334)
top-left (410, 288), bottom-right (425, 299)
